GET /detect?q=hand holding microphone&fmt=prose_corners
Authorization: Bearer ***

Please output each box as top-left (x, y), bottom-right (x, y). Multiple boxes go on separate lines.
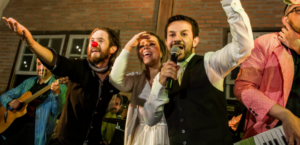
top-left (159, 46), bottom-right (181, 90)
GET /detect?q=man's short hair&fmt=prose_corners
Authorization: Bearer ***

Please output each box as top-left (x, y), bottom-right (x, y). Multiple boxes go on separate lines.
top-left (89, 27), bottom-right (120, 64)
top-left (164, 15), bottom-right (199, 39)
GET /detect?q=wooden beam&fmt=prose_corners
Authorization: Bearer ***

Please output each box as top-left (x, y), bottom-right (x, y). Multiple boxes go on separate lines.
top-left (156, 0), bottom-right (174, 39)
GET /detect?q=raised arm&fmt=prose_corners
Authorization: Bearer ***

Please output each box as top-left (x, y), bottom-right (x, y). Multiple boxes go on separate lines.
top-left (2, 17), bottom-right (55, 67)
top-left (2, 17), bottom-right (88, 82)
top-left (204, 0), bottom-right (254, 83)
top-left (109, 32), bottom-right (149, 92)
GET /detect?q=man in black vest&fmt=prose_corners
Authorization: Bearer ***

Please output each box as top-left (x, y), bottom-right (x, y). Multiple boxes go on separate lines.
top-left (143, 0), bottom-right (254, 144)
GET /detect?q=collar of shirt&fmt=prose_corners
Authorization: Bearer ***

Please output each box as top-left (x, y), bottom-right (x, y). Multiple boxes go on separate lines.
top-left (178, 53), bottom-right (195, 70)
top-left (37, 75), bottom-right (52, 84)
top-left (177, 53), bottom-right (195, 79)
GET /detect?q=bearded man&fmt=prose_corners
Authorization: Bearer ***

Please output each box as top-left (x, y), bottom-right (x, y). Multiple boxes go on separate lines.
top-left (2, 17), bottom-right (120, 145)
top-left (143, 0), bottom-right (254, 144)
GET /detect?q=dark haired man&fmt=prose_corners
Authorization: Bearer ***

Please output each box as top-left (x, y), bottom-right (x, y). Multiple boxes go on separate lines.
top-left (234, 1), bottom-right (300, 144)
top-left (143, 0), bottom-right (254, 144)
top-left (2, 17), bottom-right (120, 145)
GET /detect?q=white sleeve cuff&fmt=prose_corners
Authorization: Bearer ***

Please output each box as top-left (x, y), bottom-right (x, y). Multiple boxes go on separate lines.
top-left (221, 0), bottom-right (244, 16)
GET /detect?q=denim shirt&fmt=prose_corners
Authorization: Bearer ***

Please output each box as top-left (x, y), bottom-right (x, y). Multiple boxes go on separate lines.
top-left (0, 76), bottom-right (67, 145)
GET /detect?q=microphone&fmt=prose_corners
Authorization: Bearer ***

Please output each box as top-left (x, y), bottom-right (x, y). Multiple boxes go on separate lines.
top-left (166, 46), bottom-right (181, 90)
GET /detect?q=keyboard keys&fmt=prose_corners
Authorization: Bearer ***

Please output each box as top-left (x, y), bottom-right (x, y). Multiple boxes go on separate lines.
top-left (260, 132), bottom-right (270, 145)
top-left (273, 139), bottom-right (279, 145)
top-left (255, 133), bottom-right (266, 145)
top-left (234, 126), bottom-right (287, 145)
top-left (281, 136), bottom-right (288, 145)
top-left (278, 126), bottom-right (288, 145)
top-left (265, 131), bottom-right (276, 145)
top-left (270, 131), bottom-right (282, 145)
top-left (274, 128), bottom-right (285, 145)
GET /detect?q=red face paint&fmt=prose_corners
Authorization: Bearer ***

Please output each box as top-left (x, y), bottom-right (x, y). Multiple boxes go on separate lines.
top-left (91, 41), bottom-right (98, 47)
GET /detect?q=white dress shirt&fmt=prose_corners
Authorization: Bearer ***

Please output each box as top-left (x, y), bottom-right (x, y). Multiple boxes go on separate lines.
top-left (144, 0), bottom-right (254, 126)
top-left (109, 0), bottom-right (254, 140)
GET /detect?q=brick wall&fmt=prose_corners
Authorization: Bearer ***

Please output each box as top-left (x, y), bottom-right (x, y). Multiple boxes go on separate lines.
top-left (0, 32), bottom-right (19, 94)
top-left (0, 0), bottom-right (159, 96)
top-left (0, 0), bottom-right (285, 98)
top-left (174, 0), bottom-right (284, 55)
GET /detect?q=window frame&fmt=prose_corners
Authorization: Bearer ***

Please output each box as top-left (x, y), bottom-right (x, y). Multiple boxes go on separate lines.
top-left (15, 35), bottom-right (66, 75)
top-left (7, 30), bottom-right (124, 90)
top-left (65, 35), bottom-right (90, 59)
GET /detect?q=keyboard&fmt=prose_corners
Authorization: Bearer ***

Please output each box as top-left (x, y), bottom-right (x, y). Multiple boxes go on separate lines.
top-left (234, 126), bottom-right (288, 145)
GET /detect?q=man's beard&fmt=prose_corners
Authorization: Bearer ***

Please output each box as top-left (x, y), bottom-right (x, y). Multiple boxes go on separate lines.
top-left (88, 48), bottom-right (110, 65)
top-left (289, 20), bottom-right (300, 34)
top-left (170, 41), bottom-right (193, 62)
top-left (177, 45), bottom-right (193, 62)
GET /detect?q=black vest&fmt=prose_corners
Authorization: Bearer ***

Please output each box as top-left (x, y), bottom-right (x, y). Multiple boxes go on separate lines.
top-left (164, 55), bottom-right (232, 145)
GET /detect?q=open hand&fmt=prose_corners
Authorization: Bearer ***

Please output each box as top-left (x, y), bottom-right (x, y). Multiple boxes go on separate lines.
top-left (124, 31), bottom-right (150, 51)
top-left (2, 17), bottom-right (35, 47)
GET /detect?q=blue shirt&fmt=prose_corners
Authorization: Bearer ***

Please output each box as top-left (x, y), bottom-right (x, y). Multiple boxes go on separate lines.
top-left (0, 76), bottom-right (67, 145)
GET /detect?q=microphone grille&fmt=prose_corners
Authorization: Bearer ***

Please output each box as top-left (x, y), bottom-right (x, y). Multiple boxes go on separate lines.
top-left (171, 46), bottom-right (180, 54)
